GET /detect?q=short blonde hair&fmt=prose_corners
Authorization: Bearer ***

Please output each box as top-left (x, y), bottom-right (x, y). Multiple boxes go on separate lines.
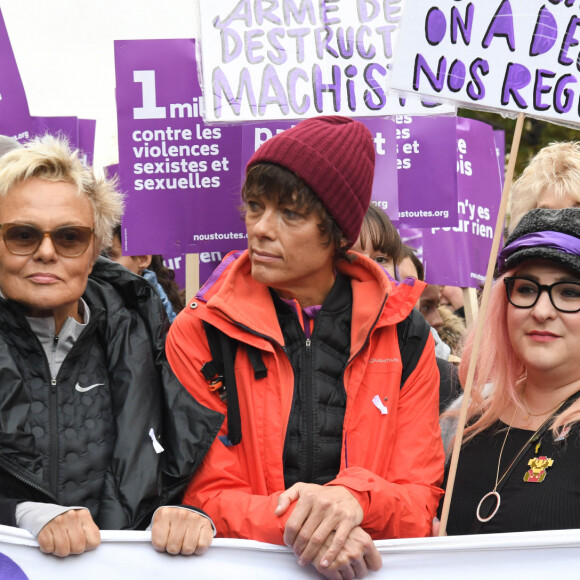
top-left (0, 135), bottom-right (124, 252)
top-left (509, 141), bottom-right (580, 232)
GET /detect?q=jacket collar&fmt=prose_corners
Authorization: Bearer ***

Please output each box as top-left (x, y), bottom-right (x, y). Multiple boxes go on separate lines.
top-left (195, 250), bottom-right (426, 351)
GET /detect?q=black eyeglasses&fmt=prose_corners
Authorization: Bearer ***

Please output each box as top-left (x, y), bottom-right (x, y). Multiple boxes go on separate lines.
top-left (504, 276), bottom-right (580, 313)
top-left (0, 223), bottom-right (94, 257)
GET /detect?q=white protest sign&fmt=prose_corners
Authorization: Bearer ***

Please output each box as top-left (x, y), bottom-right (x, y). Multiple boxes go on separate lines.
top-left (390, 0), bottom-right (580, 128)
top-left (3, 526), bottom-right (580, 579)
top-left (196, 0), bottom-right (455, 122)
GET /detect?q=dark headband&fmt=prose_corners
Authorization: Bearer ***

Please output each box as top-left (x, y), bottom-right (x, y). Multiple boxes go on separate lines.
top-left (497, 231), bottom-right (580, 273)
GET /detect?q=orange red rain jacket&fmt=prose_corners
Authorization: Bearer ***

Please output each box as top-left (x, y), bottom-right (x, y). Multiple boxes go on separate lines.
top-left (166, 250), bottom-right (444, 544)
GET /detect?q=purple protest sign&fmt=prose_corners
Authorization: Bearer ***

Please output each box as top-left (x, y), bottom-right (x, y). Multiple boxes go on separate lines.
top-left (360, 118), bottom-right (398, 220)
top-left (0, 7), bottom-right (29, 136)
top-left (241, 121), bottom-right (297, 175)
top-left (29, 116), bottom-right (79, 147)
top-left (105, 163), bottom-right (188, 290)
top-left (78, 119), bottom-right (97, 166)
top-left (421, 117), bottom-right (502, 287)
top-left (0, 114), bottom-right (86, 153)
top-left (162, 253), bottom-right (186, 290)
top-left (115, 38), bottom-right (246, 256)
top-left (397, 224), bottom-right (423, 260)
top-left (395, 115), bottom-right (458, 228)
top-left (0, 8), bottom-right (95, 158)
top-left (493, 130), bottom-right (506, 187)
top-left (241, 118), bottom-right (399, 220)
top-left (104, 163), bottom-right (119, 182)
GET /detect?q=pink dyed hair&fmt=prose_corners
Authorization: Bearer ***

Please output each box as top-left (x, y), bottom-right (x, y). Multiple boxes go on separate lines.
top-left (454, 269), bottom-right (580, 442)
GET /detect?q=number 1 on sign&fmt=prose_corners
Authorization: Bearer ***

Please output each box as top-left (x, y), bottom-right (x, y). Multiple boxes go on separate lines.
top-left (133, 70), bottom-right (166, 120)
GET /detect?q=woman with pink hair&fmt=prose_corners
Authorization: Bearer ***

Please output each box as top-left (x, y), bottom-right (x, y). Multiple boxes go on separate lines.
top-left (443, 207), bottom-right (580, 535)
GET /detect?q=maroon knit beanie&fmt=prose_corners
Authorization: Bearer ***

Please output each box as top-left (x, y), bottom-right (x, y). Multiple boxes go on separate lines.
top-left (246, 116), bottom-right (375, 246)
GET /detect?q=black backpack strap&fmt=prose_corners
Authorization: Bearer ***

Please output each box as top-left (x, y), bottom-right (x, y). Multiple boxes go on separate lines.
top-left (246, 345), bottom-right (268, 379)
top-left (218, 330), bottom-right (242, 446)
top-left (200, 321), bottom-right (267, 446)
top-left (200, 321), bottom-right (228, 389)
top-left (397, 308), bottom-right (432, 389)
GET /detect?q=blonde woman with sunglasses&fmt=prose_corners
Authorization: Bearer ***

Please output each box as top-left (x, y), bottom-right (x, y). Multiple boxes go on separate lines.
top-left (0, 136), bottom-right (221, 557)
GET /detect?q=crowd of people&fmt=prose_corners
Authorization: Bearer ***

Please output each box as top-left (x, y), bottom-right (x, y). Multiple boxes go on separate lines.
top-left (0, 120), bottom-right (578, 578)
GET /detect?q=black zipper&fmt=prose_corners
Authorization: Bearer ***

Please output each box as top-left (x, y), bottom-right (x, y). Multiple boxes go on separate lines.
top-left (49, 377), bottom-right (58, 493)
top-left (336, 292), bottom-right (389, 468)
top-left (215, 301), bottom-right (388, 482)
top-left (304, 338), bottom-right (313, 482)
top-left (47, 321), bottom-right (96, 495)
top-left (0, 455), bottom-right (57, 502)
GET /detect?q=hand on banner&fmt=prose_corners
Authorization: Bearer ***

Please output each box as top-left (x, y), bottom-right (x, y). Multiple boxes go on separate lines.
top-left (151, 507), bottom-right (213, 555)
top-left (275, 483), bottom-right (363, 567)
top-left (431, 517), bottom-right (447, 537)
top-left (37, 509), bottom-right (101, 557)
top-left (312, 526), bottom-right (382, 580)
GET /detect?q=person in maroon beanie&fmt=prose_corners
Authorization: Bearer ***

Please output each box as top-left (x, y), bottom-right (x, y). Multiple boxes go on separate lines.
top-left (166, 116), bottom-right (443, 579)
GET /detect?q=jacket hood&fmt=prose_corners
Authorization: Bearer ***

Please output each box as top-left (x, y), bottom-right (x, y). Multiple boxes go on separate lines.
top-left (89, 257), bottom-right (162, 310)
top-left (87, 257), bottom-right (171, 349)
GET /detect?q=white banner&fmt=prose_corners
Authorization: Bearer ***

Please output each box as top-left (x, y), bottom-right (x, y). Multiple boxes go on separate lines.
top-left (196, 0), bottom-right (454, 121)
top-left (2, 525), bottom-right (580, 579)
top-left (390, 0), bottom-right (580, 128)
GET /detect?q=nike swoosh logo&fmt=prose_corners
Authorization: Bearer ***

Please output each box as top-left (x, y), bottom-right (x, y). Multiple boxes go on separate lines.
top-left (75, 382), bottom-right (105, 393)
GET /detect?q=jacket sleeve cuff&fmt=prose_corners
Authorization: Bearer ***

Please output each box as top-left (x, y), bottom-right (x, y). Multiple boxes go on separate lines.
top-left (15, 502), bottom-right (88, 537)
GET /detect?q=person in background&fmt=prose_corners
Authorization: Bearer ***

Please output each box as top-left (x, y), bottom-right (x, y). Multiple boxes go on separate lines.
top-left (351, 204), bottom-right (403, 279)
top-left (397, 243), bottom-right (424, 282)
top-left (167, 116), bottom-right (443, 579)
top-left (395, 246), bottom-right (449, 357)
top-left (437, 306), bottom-right (465, 360)
top-left (146, 255), bottom-right (185, 320)
top-left (106, 226), bottom-right (184, 322)
top-left (442, 208), bottom-right (580, 534)
top-left (419, 284), bottom-right (444, 333)
top-left (391, 244), bottom-right (460, 410)
top-left (509, 141), bottom-right (580, 233)
top-left (105, 224), bottom-right (151, 276)
top-left (0, 136), bottom-right (222, 557)
top-left (440, 285), bottom-right (466, 323)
